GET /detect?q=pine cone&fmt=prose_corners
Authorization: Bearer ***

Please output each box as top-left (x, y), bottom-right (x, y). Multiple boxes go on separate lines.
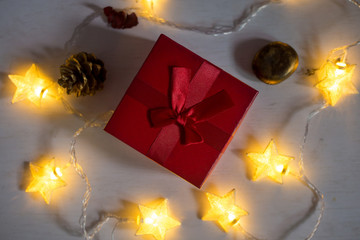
top-left (58, 52), bottom-right (106, 97)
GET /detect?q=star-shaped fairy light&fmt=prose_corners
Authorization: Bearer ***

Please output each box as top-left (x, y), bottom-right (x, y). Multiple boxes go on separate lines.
top-left (315, 59), bottom-right (358, 106)
top-left (202, 189), bottom-right (248, 232)
top-left (8, 64), bottom-right (55, 107)
top-left (247, 140), bottom-right (294, 184)
top-left (136, 199), bottom-right (181, 240)
top-left (26, 159), bottom-right (66, 204)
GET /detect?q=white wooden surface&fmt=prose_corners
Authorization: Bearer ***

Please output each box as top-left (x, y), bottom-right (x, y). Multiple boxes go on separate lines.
top-left (0, 0), bottom-right (359, 239)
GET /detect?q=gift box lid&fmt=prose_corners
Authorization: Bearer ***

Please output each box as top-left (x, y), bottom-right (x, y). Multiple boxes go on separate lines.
top-left (105, 34), bottom-right (258, 188)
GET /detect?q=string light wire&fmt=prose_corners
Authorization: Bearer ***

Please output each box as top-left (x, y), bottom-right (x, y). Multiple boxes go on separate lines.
top-left (66, 86), bottom-right (332, 240)
top-left (135, 0), bottom-right (281, 36)
top-left (36, 3), bottom-right (360, 240)
top-left (297, 103), bottom-right (327, 240)
top-left (293, 38), bottom-right (360, 240)
top-left (60, 0), bottom-right (358, 40)
top-left (298, 103), bottom-right (329, 174)
top-left (291, 173), bottom-right (325, 240)
top-left (67, 111), bottom-right (138, 240)
top-left (348, 0), bottom-right (360, 8)
top-left (61, 0), bottom-right (360, 39)
top-left (64, 11), bottom-right (102, 54)
top-left (60, 97), bottom-right (87, 121)
top-left (62, 0), bottom-right (281, 46)
top-left (236, 224), bottom-right (263, 240)
top-left (327, 40), bottom-right (360, 62)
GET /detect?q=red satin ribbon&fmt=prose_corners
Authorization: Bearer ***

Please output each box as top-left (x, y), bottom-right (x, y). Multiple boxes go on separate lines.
top-left (149, 65), bottom-right (233, 145)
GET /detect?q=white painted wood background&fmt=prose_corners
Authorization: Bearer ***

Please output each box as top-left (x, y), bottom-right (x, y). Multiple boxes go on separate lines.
top-left (0, 0), bottom-right (359, 239)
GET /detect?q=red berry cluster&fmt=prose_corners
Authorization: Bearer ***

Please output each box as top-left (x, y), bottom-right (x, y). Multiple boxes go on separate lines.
top-left (103, 6), bottom-right (138, 29)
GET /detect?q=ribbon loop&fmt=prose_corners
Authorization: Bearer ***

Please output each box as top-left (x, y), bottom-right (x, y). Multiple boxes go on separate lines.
top-left (149, 63), bottom-right (233, 145)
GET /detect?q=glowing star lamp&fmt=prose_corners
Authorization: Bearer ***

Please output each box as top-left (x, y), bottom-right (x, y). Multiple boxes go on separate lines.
top-left (8, 64), bottom-right (55, 107)
top-left (202, 189), bottom-right (248, 232)
top-left (246, 140), bottom-right (294, 184)
top-left (316, 58), bottom-right (358, 106)
top-left (136, 199), bottom-right (181, 240)
top-left (26, 159), bottom-right (66, 204)
top-left (145, 0), bottom-right (154, 9)
top-left (141, 0), bottom-right (155, 14)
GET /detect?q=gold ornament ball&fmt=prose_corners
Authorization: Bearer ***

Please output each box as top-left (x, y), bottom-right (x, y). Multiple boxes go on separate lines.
top-left (252, 41), bottom-right (299, 84)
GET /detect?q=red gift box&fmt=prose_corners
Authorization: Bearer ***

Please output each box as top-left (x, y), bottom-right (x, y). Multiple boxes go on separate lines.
top-left (105, 34), bottom-right (258, 188)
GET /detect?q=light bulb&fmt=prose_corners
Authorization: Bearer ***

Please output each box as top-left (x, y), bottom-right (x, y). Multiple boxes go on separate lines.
top-left (8, 64), bottom-right (56, 107)
top-left (316, 59), bottom-right (358, 106)
top-left (136, 199), bottom-right (180, 240)
top-left (246, 140), bottom-right (293, 184)
top-left (26, 159), bottom-right (66, 204)
top-left (202, 189), bottom-right (248, 232)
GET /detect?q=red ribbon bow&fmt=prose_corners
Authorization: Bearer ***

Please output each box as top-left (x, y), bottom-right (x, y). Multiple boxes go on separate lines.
top-left (149, 66), bottom-right (233, 145)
